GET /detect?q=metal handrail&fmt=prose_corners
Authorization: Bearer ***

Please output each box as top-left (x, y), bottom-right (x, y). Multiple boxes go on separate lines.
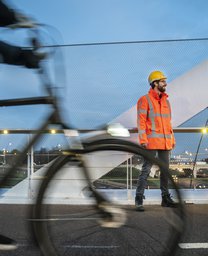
top-left (0, 127), bottom-right (207, 134)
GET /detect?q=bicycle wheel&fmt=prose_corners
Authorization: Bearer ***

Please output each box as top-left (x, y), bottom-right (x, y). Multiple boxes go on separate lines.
top-left (32, 138), bottom-right (185, 256)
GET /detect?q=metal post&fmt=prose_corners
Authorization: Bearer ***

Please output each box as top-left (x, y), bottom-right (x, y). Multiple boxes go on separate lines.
top-left (127, 154), bottom-right (132, 200)
top-left (27, 148), bottom-right (30, 180)
top-left (126, 155), bottom-right (129, 192)
top-left (27, 134), bottom-right (33, 199)
top-left (31, 144), bottom-right (34, 176)
top-left (3, 149), bottom-right (6, 165)
top-left (130, 155), bottom-right (133, 190)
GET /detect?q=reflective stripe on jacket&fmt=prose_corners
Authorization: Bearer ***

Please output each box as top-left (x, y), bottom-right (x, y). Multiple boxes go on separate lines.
top-left (137, 88), bottom-right (175, 150)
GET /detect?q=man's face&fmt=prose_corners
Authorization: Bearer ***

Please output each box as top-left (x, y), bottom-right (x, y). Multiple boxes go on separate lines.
top-left (157, 79), bottom-right (167, 93)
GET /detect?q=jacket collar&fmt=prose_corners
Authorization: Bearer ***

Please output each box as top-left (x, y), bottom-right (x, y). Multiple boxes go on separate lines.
top-left (148, 88), bottom-right (168, 100)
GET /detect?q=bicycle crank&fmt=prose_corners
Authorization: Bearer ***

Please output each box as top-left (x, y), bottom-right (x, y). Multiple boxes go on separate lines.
top-left (97, 202), bottom-right (127, 228)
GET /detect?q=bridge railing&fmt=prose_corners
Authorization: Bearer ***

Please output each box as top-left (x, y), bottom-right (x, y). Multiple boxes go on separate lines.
top-left (0, 127), bottom-right (207, 200)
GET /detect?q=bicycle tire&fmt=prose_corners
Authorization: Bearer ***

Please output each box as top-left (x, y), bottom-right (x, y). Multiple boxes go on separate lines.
top-left (32, 138), bottom-right (185, 256)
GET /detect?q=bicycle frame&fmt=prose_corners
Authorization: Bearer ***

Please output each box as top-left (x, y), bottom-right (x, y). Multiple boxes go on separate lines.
top-left (0, 63), bottom-right (71, 186)
top-left (0, 61), bottom-right (122, 202)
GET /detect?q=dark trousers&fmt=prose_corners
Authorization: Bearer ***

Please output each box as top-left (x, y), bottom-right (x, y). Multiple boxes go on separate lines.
top-left (136, 150), bottom-right (170, 197)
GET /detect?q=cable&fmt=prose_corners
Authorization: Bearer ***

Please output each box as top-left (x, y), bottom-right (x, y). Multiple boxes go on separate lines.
top-left (189, 118), bottom-right (208, 188)
top-left (32, 36), bottom-right (208, 48)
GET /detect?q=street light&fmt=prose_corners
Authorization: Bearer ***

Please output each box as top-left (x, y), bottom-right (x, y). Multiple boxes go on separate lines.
top-left (202, 128), bottom-right (208, 134)
top-left (3, 130), bottom-right (8, 134)
top-left (2, 148), bottom-right (6, 165)
top-left (57, 144), bottom-right (62, 151)
top-left (2, 142), bottom-right (12, 165)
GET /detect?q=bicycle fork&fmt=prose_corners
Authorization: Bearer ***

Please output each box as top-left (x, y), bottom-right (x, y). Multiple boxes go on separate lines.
top-left (80, 157), bottom-right (127, 229)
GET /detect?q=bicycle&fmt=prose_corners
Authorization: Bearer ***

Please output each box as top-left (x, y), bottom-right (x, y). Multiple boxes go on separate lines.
top-left (0, 23), bottom-right (185, 256)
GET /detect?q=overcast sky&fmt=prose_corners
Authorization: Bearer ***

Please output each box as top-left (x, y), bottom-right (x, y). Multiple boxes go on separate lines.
top-left (0, 0), bottom-right (208, 152)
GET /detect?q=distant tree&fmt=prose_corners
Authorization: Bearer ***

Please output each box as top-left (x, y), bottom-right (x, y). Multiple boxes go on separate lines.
top-left (11, 149), bottom-right (20, 154)
top-left (183, 168), bottom-right (192, 177)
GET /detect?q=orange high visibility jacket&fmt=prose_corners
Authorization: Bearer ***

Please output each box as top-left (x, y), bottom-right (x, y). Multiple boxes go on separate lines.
top-left (137, 88), bottom-right (175, 150)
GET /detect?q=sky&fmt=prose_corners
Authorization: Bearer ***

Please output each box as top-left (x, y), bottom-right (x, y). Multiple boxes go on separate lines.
top-left (0, 0), bottom-right (208, 153)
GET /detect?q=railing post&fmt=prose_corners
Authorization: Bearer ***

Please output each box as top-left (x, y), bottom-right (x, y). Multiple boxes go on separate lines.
top-left (130, 156), bottom-right (133, 190)
top-left (27, 134), bottom-right (34, 199)
top-left (127, 154), bottom-right (133, 201)
top-left (126, 156), bottom-right (129, 192)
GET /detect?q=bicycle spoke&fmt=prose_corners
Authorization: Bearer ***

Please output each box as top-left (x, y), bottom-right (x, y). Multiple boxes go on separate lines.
top-left (32, 140), bottom-right (185, 256)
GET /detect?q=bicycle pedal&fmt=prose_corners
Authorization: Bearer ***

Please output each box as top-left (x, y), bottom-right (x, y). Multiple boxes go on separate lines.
top-left (97, 203), bottom-right (127, 228)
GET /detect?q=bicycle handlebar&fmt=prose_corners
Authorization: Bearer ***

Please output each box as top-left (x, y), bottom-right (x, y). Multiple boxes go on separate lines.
top-left (0, 96), bottom-right (54, 107)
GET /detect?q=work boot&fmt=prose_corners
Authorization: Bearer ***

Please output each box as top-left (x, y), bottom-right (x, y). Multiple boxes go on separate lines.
top-left (0, 234), bottom-right (17, 250)
top-left (161, 194), bottom-right (177, 207)
top-left (135, 195), bottom-right (145, 211)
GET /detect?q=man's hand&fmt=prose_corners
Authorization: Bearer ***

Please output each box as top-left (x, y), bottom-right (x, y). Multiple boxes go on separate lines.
top-left (140, 143), bottom-right (148, 149)
top-left (20, 49), bottom-right (46, 69)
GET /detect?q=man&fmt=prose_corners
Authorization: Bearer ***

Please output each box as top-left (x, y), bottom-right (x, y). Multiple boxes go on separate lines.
top-left (0, 0), bottom-right (44, 250)
top-left (135, 70), bottom-right (176, 211)
top-left (0, 0), bottom-right (42, 69)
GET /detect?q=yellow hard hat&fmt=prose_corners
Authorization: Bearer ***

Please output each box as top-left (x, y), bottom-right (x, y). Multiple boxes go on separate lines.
top-left (148, 71), bottom-right (167, 84)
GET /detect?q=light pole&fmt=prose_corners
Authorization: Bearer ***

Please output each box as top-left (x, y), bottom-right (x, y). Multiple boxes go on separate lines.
top-left (2, 149), bottom-right (6, 165)
top-left (3, 142), bottom-right (12, 165)
top-left (3, 144), bottom-right (11, 164)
